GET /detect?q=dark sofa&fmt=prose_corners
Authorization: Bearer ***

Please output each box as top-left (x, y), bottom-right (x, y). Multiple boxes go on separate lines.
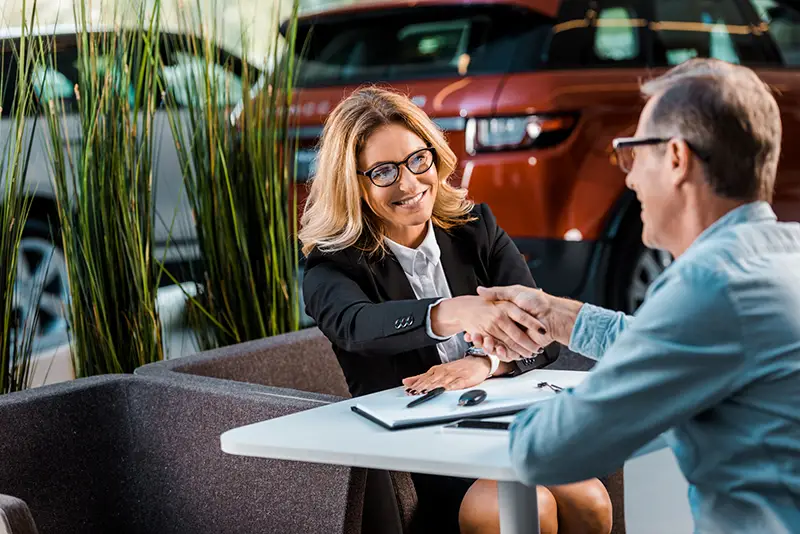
top-left (0, 374), bottom-right (379, 534)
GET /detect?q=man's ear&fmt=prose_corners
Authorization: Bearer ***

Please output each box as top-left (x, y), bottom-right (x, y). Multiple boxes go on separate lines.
top-left (668, 138), bottom-right (693, 187)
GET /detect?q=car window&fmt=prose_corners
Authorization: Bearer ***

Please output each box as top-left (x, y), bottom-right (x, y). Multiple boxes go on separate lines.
top-left (749, 0), bottom-right (800, 66)
top-left (18, 35), bottom-right (248, 114)
top-left (293, 5), bottom-right (551, 87)
top-left (30, 45), bottom-right (132, 113)
top-left (650, 0), bottom-right (769, 66)
top-left (544, 0), bottom-right (647, 68)
top-left (160, 51), bottom-right (244, 107)
top-left (31, 65), bottom-right (76, 105)
top-left (594, 6), bottom-right (642, 61)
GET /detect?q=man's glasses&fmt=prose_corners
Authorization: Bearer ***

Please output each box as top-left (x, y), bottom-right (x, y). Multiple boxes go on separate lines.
top-left (611, 136), bottom-right (710, 174)
top-left (357, 147), bottom-right (436, 187)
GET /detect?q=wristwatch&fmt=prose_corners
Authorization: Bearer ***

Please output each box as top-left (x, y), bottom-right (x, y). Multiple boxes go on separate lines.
top-left (506, 345), bottom-right (559, 376)
top-left (465, 346), bottom-right (500, 377)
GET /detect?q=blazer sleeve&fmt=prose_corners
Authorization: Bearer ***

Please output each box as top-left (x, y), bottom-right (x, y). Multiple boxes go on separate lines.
top-left (303, 250), bottom-right (443, 356)
top-left (479, 203), bottom-right (562, 368)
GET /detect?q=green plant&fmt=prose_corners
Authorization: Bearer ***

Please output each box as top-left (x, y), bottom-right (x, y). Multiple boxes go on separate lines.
top-left (40, 1), bottom-right (166, 376)
top-left (162, 0), bottom-right (301, 349)
top-left (0, 2), bottom-right (40, 393)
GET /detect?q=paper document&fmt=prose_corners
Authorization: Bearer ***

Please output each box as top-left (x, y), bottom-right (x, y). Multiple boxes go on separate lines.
top-left (352, 369), bottom-right (585, 430)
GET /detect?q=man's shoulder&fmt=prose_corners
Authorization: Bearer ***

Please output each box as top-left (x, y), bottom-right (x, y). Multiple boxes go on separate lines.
top-left (680, 219), bottom-right (800, 275)
top-left (658, 219), bottom-right (800, 311)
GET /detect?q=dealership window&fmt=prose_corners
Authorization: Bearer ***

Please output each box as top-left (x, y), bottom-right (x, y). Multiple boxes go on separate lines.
top-left (750, 0), bottom-right (800, 66)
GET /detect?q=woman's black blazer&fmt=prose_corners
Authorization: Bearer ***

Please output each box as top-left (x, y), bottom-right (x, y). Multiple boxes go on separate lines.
top-left (303, 203), bottom-right (559, 397)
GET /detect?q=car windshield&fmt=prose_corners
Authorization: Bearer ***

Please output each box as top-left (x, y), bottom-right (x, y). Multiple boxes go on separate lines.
top-left (293, 4), bottom-right (552, 87)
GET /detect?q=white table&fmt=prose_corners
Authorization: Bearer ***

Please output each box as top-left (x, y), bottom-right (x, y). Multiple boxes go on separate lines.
top-left (221, 369), bottom-right (668, 534)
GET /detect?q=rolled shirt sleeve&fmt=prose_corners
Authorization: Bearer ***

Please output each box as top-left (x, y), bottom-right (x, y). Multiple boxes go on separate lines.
top-left (509, 267), bottom-right (747, 486)
top-left (568, 303), bottom-right (633, 361)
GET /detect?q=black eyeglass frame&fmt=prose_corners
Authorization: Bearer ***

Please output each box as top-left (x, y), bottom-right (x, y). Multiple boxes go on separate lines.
top-left (357, 147), bottom-right (437, 187)
top-left (611, 136), bottom-right (710, 173)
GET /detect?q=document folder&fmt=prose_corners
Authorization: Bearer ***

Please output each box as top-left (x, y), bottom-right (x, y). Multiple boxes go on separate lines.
top-left (351, 370), bottom-right (578, 431)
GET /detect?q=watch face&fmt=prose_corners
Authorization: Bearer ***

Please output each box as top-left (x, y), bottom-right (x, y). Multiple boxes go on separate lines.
top-left (465, 346), bottom-right (487, 357)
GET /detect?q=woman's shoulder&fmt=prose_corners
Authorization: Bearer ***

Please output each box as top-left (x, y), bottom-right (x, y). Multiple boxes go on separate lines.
top-left (450, 202), bottom-right (498, 240)
top-left (304, 243), bottom-right (372, 271)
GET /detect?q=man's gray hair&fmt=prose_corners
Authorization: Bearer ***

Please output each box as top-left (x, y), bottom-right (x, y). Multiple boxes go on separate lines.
top-left (640, 58), bottom-right (782, 202)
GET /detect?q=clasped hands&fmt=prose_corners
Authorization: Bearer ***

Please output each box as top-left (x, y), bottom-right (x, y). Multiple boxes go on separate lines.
top-left (403, 285), bottom-right (555, 395)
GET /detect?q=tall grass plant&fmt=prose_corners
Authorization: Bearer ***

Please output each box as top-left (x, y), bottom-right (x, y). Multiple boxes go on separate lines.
top-left (40, 1), bottom-right (165, 376)
top-left (0, 1), bottom-right (39, 393)
top-left (163, 0), bottom-right (301, 349)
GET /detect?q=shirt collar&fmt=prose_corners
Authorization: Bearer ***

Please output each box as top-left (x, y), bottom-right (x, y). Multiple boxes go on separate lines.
top-left (693, 201), bottom-right (777, 247)
top-left (385, 220), bottom-right (441, 276)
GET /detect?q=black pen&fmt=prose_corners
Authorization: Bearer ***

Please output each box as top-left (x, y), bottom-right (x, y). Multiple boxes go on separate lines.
top-left (406, 386), bottom-right (446, 408)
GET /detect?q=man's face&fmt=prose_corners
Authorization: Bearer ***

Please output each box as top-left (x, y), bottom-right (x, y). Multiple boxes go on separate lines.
top-left (625, 96), bottom-right (683, 250)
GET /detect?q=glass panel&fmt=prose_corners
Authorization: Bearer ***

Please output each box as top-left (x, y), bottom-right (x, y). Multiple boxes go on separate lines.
top-left (594, 6), bottom-right (641, 61)
top-left (651, 0), bottom-right (768, 66)
top-left (294, 5), bottom-right (551, 86)
top-left (31, 65), bottom-right (75, 104)
top-left (750, 0), bottom-right (800, 65)
top-left (161, 51), bottom-right (244, 107)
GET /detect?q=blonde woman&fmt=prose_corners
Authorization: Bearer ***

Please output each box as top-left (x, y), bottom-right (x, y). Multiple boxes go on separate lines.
top-left (300, 87), bottom-right (612, 534)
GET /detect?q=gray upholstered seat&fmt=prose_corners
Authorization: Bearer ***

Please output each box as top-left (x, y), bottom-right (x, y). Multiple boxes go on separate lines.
top-left (137, 328), bottom-right (626, 533)
top-left (0, 495), bottom-right (38, 534)
top-left (0, 375), bottom-right (372, 534)
top-left (137, 329), bottom-right (416, 533)
top-left (137, 327), bottom-right (351, 398)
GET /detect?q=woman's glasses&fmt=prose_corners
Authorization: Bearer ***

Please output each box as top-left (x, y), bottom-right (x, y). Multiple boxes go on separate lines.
top-left (358, 147), bottom-right (436, 187)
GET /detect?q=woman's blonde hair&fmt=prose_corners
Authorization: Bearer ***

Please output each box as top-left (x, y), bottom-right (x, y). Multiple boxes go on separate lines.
top-left (299, 86), bottom-right (474, 256)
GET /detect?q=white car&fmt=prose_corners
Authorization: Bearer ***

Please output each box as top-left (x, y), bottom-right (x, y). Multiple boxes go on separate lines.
top-left (1, 24), bottom-right (256, 350)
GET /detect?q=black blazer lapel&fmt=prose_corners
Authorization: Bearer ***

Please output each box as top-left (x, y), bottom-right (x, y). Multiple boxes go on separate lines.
top-left (369, 250), bottom-right (416, 302)
top-left (435, 226), bottom-right (479, 298)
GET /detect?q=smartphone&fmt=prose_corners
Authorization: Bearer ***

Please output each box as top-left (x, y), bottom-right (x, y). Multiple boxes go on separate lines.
top-left (441, 419), bottom-right (510, 434)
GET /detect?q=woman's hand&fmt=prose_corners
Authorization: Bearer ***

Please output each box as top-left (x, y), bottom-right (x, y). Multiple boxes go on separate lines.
top-left (429, 296), bottom-right (546, 360)
top-left (402, 356), bottom-right (492, 395)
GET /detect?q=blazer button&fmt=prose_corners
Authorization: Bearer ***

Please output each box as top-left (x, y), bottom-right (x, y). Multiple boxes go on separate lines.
top-left (394, 319), bottom-right (402, 329)
top-left (407, 317), bottom-right (414, 326)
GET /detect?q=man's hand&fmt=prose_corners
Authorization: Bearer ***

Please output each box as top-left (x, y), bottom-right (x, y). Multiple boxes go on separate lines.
top-left (430, 296), bottom-right (547, 360)
top-left (465, 285), bottom-right (584, 352)
top-left (402, 356), bottom-right (495, 395)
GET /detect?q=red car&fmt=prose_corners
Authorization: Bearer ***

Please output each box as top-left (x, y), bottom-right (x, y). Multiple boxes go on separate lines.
top-left (288, 0), bottom-right (800, 313)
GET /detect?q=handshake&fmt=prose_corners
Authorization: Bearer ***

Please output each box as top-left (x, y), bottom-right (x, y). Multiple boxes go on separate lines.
top-left (430, 284), bottom-right (583, 362)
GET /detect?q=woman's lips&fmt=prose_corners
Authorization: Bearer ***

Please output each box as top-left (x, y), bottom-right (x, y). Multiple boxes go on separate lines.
top-left (393, 189), bottom-right (427, 207)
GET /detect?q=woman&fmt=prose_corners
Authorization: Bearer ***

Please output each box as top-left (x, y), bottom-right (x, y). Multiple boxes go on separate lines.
top-left (299, 87), bottom-right (613, 534)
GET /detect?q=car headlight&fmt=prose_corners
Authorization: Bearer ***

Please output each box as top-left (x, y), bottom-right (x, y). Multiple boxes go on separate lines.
top-left (465, 114), bottom-right (578, 155)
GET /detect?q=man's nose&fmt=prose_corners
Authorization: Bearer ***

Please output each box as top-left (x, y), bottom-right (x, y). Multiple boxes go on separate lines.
top-left (625, 171), bottom-right (636, 191)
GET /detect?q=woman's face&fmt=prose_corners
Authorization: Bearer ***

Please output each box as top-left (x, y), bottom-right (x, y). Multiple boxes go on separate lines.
top-left (358, 123), bottom-right (438, 244)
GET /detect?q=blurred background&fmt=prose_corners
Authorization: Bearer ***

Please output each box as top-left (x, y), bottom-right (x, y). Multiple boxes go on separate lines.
top-left (2, 0), bottom-right (352, 64)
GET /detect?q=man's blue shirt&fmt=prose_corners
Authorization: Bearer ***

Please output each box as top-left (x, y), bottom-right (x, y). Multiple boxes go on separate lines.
top-left (509, 202), bottom-right (800, 533)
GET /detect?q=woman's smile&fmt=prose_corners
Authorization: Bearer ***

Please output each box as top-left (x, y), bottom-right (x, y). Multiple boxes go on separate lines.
top-left (393, 188), bottom-right (428, 209)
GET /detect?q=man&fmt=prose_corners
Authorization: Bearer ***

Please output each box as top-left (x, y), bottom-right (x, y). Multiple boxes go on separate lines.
top-left (469, 58), bottom-right (800, 533)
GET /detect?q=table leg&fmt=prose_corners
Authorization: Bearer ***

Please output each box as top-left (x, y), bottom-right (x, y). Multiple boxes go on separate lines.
top-left (498, 480), bottom-right (540, 534)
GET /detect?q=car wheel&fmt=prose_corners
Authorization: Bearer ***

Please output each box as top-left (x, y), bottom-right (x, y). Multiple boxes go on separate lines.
top-left (607, 209), bottom-right (672, 314)
top-left (625, 247), bottom-right (673, 313)
top-left (12, 218), bottom-right (70, 352)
